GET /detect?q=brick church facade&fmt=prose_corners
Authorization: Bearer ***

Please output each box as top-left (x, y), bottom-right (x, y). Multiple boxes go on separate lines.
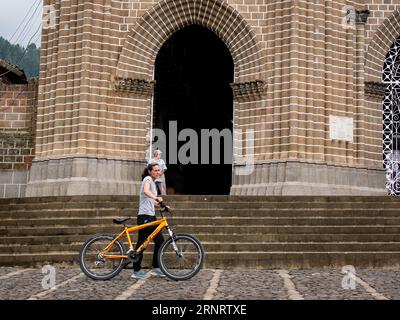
top-left (4, 0), bottom-right (400, 197)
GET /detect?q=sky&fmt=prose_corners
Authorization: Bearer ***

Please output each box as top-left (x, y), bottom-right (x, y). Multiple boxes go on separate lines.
top-left (0, 0), bottom-right (42, 47)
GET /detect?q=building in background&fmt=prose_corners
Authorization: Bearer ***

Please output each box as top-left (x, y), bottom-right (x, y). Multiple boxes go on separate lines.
top-left (2, 0), bottom-right (400, 197)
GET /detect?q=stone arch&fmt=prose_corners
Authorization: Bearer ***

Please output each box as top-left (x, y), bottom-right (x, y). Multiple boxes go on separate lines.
top-left (115, 0), bottom-right (264, 86)
top-left (382, 36), bottom-right (400, 83)
top-left (365, 9), bottom-right (400, 82)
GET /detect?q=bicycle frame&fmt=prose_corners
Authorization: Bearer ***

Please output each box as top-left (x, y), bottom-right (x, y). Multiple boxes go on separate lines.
top-left (101, 217), bottom-right (169, 260)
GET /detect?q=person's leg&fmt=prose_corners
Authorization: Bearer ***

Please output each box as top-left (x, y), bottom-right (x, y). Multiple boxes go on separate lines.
top-left (133, 215), bottom-right (154, 272)
top-left (152, 231), bottom-right (165, 269)
top-left (161, 182), bottom-right (167, 195)
top-left (155, 181), bottom-right (162, 196)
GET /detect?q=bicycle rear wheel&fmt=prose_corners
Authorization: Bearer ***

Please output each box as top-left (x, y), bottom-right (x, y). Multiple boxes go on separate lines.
top-left (158, 233), bottom-right (204, 281)
top-left (79, 234), bottom-right (126, 280)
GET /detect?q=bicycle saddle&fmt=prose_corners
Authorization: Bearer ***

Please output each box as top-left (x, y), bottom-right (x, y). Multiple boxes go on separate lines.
top-left (113, 217), bottom-right (132, 225)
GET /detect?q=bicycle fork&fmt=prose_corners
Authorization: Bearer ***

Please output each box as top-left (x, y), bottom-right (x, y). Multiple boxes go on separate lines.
top-left (166, 227), bottom-right (182, 258)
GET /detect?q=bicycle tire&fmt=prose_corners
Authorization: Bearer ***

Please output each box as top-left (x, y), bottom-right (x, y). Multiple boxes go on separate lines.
top-left (79, 233), bottom-right (126, 281)
top-left (158, 233), bottom-right (204, 281)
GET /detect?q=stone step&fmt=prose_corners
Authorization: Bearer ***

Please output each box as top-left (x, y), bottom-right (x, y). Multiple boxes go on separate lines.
top-left (2, 199), bottom-right (400, 211)
top-left (1, 242), bottom-right (400, 254)
top-left (2, 233), bottom-right (400, 245)
top-left (205, 252), bottom-right (400, 268)
top-left (1, 195), bottom-right (400, 268)
top-left (2, 216), bottom-right (400, 227)
top-left (1, 208), bottom-right (400, 219)
top-left (1, 251), bottom-right (400, 268)
top-left (2, 202), bottom-right (400, 212)
top-left (2, 194), bottom-right (400, 203)
top-left (2, 225), bottom-right (400, 236)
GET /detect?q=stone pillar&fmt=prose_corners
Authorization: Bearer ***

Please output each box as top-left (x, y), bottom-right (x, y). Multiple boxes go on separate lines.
top-left (231, 161), bottom-right (386, 196)
top-left (26, 157), bottom-right (145, 197)
top-left (26, 0), bottom-right (149, 197)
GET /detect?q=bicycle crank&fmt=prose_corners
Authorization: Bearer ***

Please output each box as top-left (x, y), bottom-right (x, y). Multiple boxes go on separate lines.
top-left (128, 250), bottom-right (141, 263)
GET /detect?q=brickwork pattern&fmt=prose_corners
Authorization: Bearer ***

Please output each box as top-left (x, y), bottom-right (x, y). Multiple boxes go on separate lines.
top-left (36, 1), bottom-right (394, 163)
top-left (36, 0), bottom-right (268, 161)
top-left (365, 3), bottom-right (400, 82)
top-left (29, 0), bottom-right (400, 195)
top-left (0, 83), bottom-right (37, 197)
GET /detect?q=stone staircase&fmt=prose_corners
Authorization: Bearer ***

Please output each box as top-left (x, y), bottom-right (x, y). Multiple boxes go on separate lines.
top-left (1, 195), bottom-right (400, 268)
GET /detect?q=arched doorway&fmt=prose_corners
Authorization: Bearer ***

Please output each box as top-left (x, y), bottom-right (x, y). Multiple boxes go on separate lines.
top-left (153, 25), bottom-right (234, 195)
top-left (383, 36), bottom-right (400, 195)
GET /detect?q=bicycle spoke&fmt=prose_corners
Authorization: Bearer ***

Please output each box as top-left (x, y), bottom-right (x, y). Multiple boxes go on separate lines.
top-left (80, 235), bottom-right (125, 280)
top-left (159, 234), bottom-right (204, 280)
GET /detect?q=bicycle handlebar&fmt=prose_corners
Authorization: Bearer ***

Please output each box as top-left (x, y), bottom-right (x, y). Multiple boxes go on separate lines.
top-left (158, 201), bottom-right (171, 213)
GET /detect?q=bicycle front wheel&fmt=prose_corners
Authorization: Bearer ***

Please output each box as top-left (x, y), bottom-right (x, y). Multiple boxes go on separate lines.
top-left (158, 233), bottom-right (204, 281)
top-left (79, 233), bottom-right (126, 281)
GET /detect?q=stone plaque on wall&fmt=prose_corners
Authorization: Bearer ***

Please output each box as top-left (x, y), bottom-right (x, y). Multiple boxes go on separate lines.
top-left (329, 116), bottom-right (354, 142)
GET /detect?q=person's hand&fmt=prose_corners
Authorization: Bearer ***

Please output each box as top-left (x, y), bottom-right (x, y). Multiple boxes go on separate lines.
top-left (155, 197), bottom-right (163, 203)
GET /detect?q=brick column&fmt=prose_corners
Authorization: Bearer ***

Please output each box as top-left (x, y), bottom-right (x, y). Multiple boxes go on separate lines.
top-left (26, 0), bottom-right (147, 197)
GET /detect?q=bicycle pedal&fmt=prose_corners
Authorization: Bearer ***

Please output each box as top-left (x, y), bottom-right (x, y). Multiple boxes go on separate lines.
top-left (128, 251), bottom-right (141, 263)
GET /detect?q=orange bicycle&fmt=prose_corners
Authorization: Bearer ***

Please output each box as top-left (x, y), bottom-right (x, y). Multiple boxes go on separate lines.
top-left (79, 203), bottom-right (204, 281)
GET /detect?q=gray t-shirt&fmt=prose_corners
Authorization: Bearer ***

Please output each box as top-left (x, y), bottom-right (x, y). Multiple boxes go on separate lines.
top-left (138, 176), bottom-right (157, 216)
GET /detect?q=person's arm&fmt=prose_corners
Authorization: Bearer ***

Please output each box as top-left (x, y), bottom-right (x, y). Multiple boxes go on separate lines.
top-left (163, 161), bottom-right (167, 172)
top-left (143, 180), bottom-right (163, 203)
top-left (160, 160), bottom-right (167, 176)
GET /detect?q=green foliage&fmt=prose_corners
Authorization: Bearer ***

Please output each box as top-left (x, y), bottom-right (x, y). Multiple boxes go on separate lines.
top-left (0, 36), bottom-right (40, 79)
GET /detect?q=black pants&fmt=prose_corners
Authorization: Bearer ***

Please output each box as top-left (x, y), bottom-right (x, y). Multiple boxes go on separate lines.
top-left (155, 181), bottom-right (162, 196)
top-left (133, 214), bottom-right (165, 272)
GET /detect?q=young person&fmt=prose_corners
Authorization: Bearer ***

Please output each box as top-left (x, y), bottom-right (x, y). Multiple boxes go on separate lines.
top-left (131, 163), bottom-right (166, 279)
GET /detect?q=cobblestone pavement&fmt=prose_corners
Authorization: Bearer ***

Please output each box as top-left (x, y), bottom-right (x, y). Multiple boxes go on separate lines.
top-left (0, 266), bottom-right (399, 300)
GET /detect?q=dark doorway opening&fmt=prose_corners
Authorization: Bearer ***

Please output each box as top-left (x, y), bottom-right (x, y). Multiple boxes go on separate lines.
top-left (153, 25), bottom-right (234, 195)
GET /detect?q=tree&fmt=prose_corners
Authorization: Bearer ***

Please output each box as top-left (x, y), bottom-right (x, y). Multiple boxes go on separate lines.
top-left (0, 37), bottom-right (40, 79)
